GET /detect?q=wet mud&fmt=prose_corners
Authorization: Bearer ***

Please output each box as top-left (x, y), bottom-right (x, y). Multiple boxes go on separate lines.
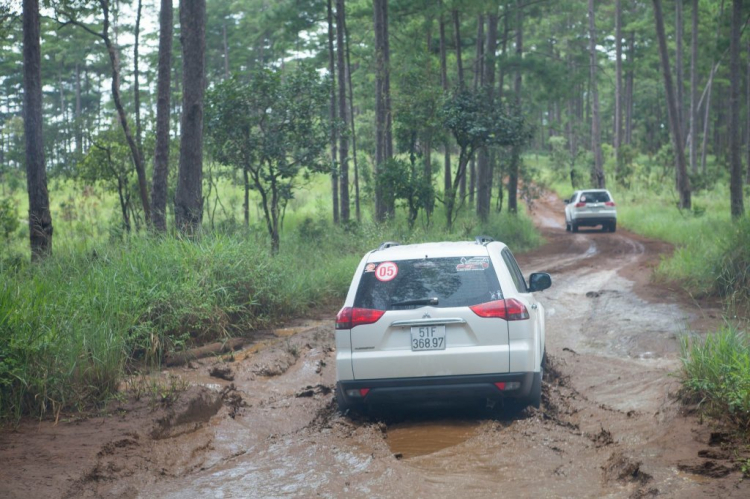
top-left (2, 193), bottom-right (749, 498)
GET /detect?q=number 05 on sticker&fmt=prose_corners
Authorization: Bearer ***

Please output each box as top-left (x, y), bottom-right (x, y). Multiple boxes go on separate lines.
top-left (410, 326), bottom-right (446, 351)
top-left (375, 261), bottom-right (398, 282)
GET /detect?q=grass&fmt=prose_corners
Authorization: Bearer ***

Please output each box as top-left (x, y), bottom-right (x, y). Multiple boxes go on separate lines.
top-left (680, 326), bottom-right (750, 433)
top-left (0, 173), bottom-right (540, 422)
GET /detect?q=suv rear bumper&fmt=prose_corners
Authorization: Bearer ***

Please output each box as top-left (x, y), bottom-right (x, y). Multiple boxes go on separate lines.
top-left (572, 216), bottom-right (616, 227)
top-left (337, 372), bottom-right (537, 406)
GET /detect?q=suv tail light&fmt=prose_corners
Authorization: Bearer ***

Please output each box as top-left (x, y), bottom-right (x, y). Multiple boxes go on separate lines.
top-left (574, 202), bottom-right (586, 208)
top-left (605, 201), bottom-right (615, 207)
top-left (335, 307), bottom-right (385, 329)
top-left (469, 299), bottom-right (530, 321)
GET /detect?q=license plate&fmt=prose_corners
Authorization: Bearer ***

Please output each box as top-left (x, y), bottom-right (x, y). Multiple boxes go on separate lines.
top-left (410, 325), bottom-right (446, 351)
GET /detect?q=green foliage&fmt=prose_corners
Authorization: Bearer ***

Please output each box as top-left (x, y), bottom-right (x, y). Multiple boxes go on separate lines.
top-left (206, 65), bottom-right (329, 251)
top-left (714, 216), bottom-right (750, 305)
top-left (440, 88), bottom-right (531, 159)
top-left (0, 197), bottom-right (19, 241)
top-left (376, 158), bottom-right (434, 228)
top-left (680, 326), bottom-right (750, 432)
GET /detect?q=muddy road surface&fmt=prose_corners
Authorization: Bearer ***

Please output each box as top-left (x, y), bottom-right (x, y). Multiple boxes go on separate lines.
top-left (2, 192), bottom-right (748, 498)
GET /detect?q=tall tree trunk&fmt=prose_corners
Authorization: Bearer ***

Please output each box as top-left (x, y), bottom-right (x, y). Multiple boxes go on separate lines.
top-left (75, 62), bottom-right (82, 155)
top-left (477, 12), bottom-right (497, 222)
top-left (676, 0), bottom-right (684, 138)
top-left (508, 0), bottom-right (522, 214)
top-left (336, 0), bottom-right (350, 222)
top-left (373, 0), bottom-right (392, 220)
top-left (23, 0), bottom-right (53, 259)
top-left (470, 14), bottom-right (484, 206)
top-left (701, 66), bottom-right (715, 174)
top-left (614, 0), bottom-right (622, 151)
top-left (439, 9), bottom-right (452, 206)
top-left (327, 0), bottom-right (339, 224)
top-left (689, 0), bottom-right (698, 171)
top-left (728, 0), bottom-right (744, 218)
top-left (498, 11), bottom-right (508, 102)
top-left (223, 22), bottom-right (229, 79)
top-left (175, 0), bottom-right (206, 233)
top-left (453, 9), bottom-right (467, 201)
top-left (653, 0), bottom-right (691, 209)
top-left (345, 22), bottom-right (361, 221)
top-left (625, 32), bottom-right (635, 145)
top-left (588, 0), bottom-right (605, 188)
top-left (452, 10), bottom-right (464, 89)
top-left (151, 0), bottom-right (173, 232)
top-left (747, 40), bottom-right (750, 185)
top-left (134, 0), bottom-right (143, 159)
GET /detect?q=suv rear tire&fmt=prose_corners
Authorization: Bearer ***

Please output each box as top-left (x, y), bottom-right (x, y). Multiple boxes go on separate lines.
top-left (528, 370), bottom-right (542, 409)
top-left (571, 223), bottom-right (578, 233)
top-left (335, 385), bottom-right (354, 414)
top-left (610, 221), bottom-right (617, 233)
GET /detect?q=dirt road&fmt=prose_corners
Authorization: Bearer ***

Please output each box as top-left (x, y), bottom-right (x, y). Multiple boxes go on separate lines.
top-left (2, 192), bottom-right (747, 498)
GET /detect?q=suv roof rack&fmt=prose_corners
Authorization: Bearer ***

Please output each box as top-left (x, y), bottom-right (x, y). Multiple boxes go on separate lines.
top-left (378, 241), bottom-right (400, 251)
top-left (474, 235), bottom-right (494, 245)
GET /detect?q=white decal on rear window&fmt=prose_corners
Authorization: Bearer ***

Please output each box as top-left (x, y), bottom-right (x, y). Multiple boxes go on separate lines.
top-left (456, 257), bottom-right (489, 271)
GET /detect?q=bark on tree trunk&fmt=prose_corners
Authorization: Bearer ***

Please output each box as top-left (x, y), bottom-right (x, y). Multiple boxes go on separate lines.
top-left (728, 0), bottom-right (744, 218)
top-left (345, 23), bottom-right (361, 220)
top-left (151, 0), bottom-right (173, 232)
top-left (676, 0), bottom-right (684, 138)
top-left (477, 12), bottom-right (497, 222)
top-left (327, 0), bottom-right (339, 224)
top-left (336, 0), bottom-right (350, 222)
top-left (439, 9), bottom-right (451, 206)
top-left (614, 0), bottom-right (622, 152)
top-left (588, 0), bottom-right (605, 188)
top-left (689, 0), bottom-right (698, 172)
top-left (175, 0), bottom-right (206, 234)
top-left (373, 0), bottom-right (392, 220)
top-left (747, 40), bottom-right (750, 185)
top-left (453, 9), bottom-right (467, 202)
top-left (470, 14), bottom-right (484, 206)
top-left (508, 1), bottom-right (523, 214)
top-left (134, 0), bottom-right (143, 159)
top-left (625, 32), bottom-right (635, 145)
top-left (223, 22), bottom-right (229, 79)
top-left (23, 0), bottom-right (53, 260)
top-left (75, 62), bottom-right (82, 155)
top-left (653, 0), bottom-right (691, 209)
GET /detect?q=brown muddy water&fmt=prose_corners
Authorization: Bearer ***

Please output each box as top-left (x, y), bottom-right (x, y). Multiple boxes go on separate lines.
top-left (1, 192), bottom-right (748, 499)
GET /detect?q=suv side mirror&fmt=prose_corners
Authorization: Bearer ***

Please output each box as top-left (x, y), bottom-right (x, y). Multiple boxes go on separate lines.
top-left (528, 272), bottom-right (552, 292)
top-left (563, 199), bottom-right (569, 204)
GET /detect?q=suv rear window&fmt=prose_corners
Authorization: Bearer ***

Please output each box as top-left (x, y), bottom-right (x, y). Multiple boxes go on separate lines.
top-left (580, 191), bottom-right (611, 203)
top-left (354, 257), bottom-right (503, 311)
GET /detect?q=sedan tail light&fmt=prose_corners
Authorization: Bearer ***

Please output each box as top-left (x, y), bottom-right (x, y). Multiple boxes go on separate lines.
top-left (335, 307), bottom-right (385, 329)
top-left (605, 201), bottom-right (616, 207)
top-left (574, 202), bottom-right (586, 208)
top-left (469, 299), bottom-right (530, 321)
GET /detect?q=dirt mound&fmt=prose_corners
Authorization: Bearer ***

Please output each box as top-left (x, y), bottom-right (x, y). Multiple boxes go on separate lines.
top-left (603, 452), bottom-right (652, 485)
top-left (150, 386), bottom-right (222, 439)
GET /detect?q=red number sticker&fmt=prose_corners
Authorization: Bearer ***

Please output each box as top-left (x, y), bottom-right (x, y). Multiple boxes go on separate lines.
top-left (375, 261), bottom-right (398, 282)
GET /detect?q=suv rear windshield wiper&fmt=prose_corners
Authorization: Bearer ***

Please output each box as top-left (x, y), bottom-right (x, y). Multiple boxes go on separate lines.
top-left (390, 297), bottom-right (439, 307)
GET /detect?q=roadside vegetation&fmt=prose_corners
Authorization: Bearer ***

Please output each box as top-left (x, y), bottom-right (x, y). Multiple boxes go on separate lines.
top-left (0, 188), bottom-right (539, 421)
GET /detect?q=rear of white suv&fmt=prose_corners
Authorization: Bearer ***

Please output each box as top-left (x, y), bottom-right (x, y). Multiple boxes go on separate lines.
top-left (564, 189), bottom-right (617, 232)
top-left (334, 237), bottom-right (551, 413)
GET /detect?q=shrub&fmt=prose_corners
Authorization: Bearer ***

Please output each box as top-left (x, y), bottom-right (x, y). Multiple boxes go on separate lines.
top-left (680, 326), bottom-right (750, 432)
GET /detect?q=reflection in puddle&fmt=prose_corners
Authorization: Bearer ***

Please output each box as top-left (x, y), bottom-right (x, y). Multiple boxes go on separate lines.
top-left (386, 419), bottom-right (480, 459)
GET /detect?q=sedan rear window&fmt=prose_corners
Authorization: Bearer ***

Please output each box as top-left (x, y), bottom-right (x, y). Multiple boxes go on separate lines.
top-left (580, 191), bottom-right (611, 203)
top-left (354, 257), bottom-right (503, 311)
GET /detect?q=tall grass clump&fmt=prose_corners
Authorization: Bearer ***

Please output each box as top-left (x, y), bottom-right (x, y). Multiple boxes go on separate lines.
top-left (680, 326), bottom-right (750, 433)
top-left (0, 209), bottom-right (540, 422)
top-left (714, 216), bottom-right (750, 306)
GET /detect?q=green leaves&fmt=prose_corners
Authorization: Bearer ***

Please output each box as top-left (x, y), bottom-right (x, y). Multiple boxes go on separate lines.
top-left (440, 87), bottom-right (532, 157)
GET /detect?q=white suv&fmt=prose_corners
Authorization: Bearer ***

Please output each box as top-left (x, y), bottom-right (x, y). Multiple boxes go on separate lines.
top-left (334, 236), bottom-right (551, 413)
top-left (564, 189), bottom-right (617, 232)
